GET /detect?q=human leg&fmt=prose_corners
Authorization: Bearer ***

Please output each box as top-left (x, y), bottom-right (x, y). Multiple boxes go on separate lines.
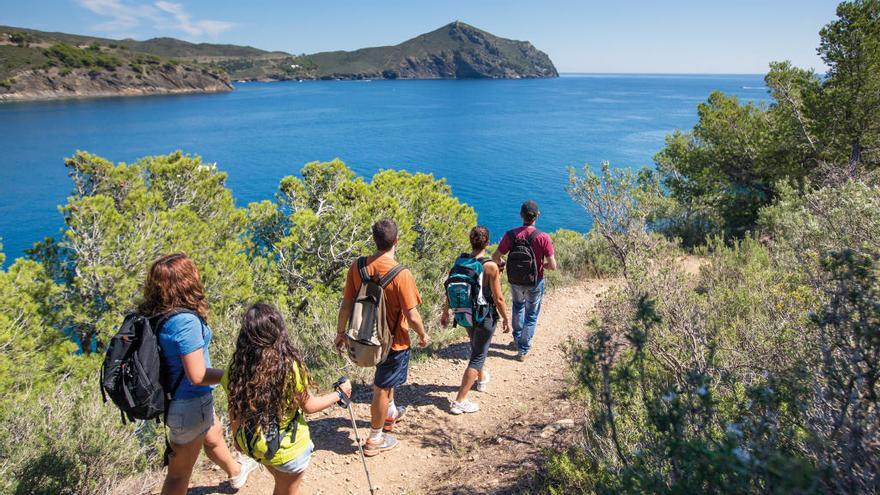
top-left (367, 349), bottom-right (409, 455)
top-left (454, 322), bottom-right (494, 404)
top-left (518, 280), bottom-right (545, 355)
top-left (267, 442), bottom-right (313, 495)
top-left (371, 385), bottom-right (392, 430)
top-left (510, 284), bottom-right (526, 347)
top-left (162, 394), bottom-right (217, 495)
top-left (161, 433), bottom-right (206, 495)
top-left (203, 416), bottom-right (240, 477)
top-left (269, 469), bottom-right (305, 495)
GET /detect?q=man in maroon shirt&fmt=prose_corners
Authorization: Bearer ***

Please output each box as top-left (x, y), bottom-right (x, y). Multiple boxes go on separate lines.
top-left (492, 200), bottom-right (557, 361)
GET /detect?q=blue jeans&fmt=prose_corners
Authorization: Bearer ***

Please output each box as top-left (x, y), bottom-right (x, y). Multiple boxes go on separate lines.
top-left (510, 279), bottom-right (545, 355)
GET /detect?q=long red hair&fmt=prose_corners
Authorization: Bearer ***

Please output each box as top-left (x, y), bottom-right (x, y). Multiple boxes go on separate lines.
top-left (138, 253), bottom-right (208, 320)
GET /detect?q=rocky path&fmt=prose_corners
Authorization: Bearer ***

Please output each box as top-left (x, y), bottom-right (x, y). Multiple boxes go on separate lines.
top-left (176, 279), bottom-right (613, 495)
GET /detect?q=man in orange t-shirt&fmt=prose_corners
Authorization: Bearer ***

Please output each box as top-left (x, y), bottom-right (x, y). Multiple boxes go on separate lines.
top-left (334, 219), bottom-right (429, 457)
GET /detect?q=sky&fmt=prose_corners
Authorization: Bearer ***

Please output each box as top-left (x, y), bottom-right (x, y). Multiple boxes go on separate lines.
top-left (1, 0), bottom-right (841, 73)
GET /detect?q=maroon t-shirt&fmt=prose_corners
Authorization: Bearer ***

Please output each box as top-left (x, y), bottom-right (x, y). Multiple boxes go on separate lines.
top-left (497, 226), bottom-right (555, 281)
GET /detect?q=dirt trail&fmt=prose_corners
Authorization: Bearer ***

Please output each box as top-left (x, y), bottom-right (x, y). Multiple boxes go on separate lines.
top-left (181, 279), bottom-right (613, 495)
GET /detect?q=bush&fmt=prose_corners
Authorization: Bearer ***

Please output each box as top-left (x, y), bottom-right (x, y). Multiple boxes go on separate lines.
top-left (1, 377), bottom-right (157, 495)
top-left (544, 229), bottom-right (620, 287)
top-left (0, 153), bottom-right (480, 491)
top-left (544, 164), bottom-right (880, 493)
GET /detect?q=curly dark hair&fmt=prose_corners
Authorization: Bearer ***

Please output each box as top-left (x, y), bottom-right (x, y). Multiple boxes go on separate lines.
top-left (469, 225), bottom-right (490, 251)
top-left (227, 303), bottom-right (309, 430)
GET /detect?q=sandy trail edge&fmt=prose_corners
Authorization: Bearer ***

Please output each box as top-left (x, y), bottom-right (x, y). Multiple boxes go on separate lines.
top-left (131, 278), bottom-right (614, 495)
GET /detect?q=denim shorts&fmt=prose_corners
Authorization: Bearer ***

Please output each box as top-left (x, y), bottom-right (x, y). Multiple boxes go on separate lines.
top-left (166, 392), bottom-right (215, 445)
top-left (272, 441), bottom-right (315, 474)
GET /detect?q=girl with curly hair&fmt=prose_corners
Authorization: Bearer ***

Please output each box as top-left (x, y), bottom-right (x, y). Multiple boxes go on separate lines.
top-left (223, 303), bottom-right (352, 495)
top-left (140, 253), bottom-right (257, 494)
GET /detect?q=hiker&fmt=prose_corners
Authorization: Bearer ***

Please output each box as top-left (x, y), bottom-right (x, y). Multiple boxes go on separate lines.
top-left (442, 226), bottom-right (510, 414)
top-left (334, 218), bottom-right (429, 457)
top-left (223, 303), bottom-right (353, 495)
top-left (492, 200), bottom-right (557, 361)
top-left (139, 253), bottom-right (257, 495)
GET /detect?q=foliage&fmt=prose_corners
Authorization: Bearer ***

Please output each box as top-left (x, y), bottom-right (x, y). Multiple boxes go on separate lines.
top-left (566, 162), bottom-right (668, 277)
top-left (0, 256), bottom-right (76, 409)
top-left (9, 31), bottom-right (35, 47)
top-left (544, 148), bottom-right (880, 493)
top-left (0, 376), bottom-right (156, 495)
top-left (544, 229), bottom-right (620, 287)
top-left (43, 43), bottom-right (122, 71)
top-left (248, 160), bottom-right (476, 368)
top-left (654, 0), bottom-right (880, 242)
top-left (0, 152), bottom-right (480, 491)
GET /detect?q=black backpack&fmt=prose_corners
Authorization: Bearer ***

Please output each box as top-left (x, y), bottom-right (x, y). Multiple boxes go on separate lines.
top-left (100, 309), bottom-right (194, 424)
top-left (505, 229), bottom-right (541, 286)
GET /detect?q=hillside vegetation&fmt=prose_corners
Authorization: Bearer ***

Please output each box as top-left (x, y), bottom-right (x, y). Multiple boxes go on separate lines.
top-left (1, 2), bottom-right (878, 494)
top-left (540, 1), bottom-right (880, 493)
top-left (0, 27), bottom-right (232, 100)
top-left (1, 21), bottom-right (557, 98)
top-left (304, 21), bottom-right (558, 79)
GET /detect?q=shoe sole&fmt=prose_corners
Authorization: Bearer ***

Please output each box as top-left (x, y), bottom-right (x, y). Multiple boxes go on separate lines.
top-left (364, 441), bottom-right (398, 457)
top-left (450, 406), bottom-right (480, 415)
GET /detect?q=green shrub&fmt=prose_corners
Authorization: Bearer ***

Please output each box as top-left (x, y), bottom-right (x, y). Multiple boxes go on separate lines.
top-left (1, 376), bottom-right (157, 495)
top-left (9, 31), bottom-right (34, 47)
top-left (544, 229), bottom-right (620, 287)
top-left (546, 156), bottom-right (880, 493)
top-left (43, 43), bottom-right (121, 72)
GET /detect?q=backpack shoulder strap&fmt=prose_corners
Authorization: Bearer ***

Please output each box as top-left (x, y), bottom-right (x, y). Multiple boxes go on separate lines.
top-left (526, 229), bottom-right (542, 244)
top-left (155, 308), bottom-right (201, 332)
top-left (380, 264), bottom-right (406, 288)
top-left (357, 256), bottom-right (371, 284)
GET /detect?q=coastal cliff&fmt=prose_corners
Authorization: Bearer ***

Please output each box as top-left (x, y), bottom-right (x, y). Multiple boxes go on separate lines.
top-left (0, 28), bottom-right (232, 101)
top-left (303, 21), bottom-right (559, 80)
top-left (0, 64), bottom-right (231, 101)
top-left (0, 21), bottom-right (557, 101)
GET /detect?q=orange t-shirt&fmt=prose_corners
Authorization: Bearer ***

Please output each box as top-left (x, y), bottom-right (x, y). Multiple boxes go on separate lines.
top-left (343, 255), bottom-right (422, 351)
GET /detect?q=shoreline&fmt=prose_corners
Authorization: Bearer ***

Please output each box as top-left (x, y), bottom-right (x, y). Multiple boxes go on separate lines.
top-left (0, 85), bottom-right (233, 103)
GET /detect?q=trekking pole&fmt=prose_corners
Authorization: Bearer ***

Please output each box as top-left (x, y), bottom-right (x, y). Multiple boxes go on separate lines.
top-left (334, 376), bottom-right (376, 495)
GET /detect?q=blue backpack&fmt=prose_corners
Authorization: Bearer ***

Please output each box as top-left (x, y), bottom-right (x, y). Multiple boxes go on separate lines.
top-left (444, 254), bottom-right (489, 328)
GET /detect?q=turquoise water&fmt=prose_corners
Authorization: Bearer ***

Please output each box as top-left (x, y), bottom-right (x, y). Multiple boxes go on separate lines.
top-left (0, 74), bottom-right (771, 261)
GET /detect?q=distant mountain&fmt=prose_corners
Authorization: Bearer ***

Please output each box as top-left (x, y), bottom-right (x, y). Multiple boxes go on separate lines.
top-left (0, 21), bottom-right (557, 100)
top-left (0, 26), bottom-right (233, 101)
top-left (302, 21), bottom-right (558, 80)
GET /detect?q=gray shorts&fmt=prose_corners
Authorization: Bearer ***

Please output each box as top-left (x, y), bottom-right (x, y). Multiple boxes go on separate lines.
top-left (167, 393), bottom-right (215, 445)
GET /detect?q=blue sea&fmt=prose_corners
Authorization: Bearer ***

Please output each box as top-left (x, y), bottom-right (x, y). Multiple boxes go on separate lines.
top-left (0, 74), bottom-right (771, 263)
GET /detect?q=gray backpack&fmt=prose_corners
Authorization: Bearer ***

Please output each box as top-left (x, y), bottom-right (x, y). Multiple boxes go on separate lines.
top-left (345, 257), bottom-right (405, 367)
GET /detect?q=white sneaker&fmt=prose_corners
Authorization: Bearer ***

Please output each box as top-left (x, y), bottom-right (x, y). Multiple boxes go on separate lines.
top-left (475, 370), bottom-right (491, 392)
top-left (229, 456), bottom-right (258, 490)
top-left (450, 399), bottom-right (480, 415)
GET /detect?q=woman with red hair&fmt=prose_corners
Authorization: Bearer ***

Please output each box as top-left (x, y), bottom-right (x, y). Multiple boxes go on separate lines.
top-left (139, 253), bottom-right (257, 494)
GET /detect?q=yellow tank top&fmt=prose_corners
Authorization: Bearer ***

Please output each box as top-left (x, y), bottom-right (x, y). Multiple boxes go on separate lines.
top-left (221, 362), bottom-right (311, 465)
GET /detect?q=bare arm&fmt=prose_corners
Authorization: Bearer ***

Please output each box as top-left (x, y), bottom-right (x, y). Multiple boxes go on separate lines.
top-left (181, 349), bottom-right (223, 386)
top-left (404, 307), bottom-right (429, 347)
top-left (334, 298), bottom-right (354, 350)
top-left (492, 249), bottom-right (504, 266)
top-left (544, 254), bottom-right (558, 271)
top-left (484, 262), bottom-right (509, 319)
top-left (302, 380), bottom-right (351, 414)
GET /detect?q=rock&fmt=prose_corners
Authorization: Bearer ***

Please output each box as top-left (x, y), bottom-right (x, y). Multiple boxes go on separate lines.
top-left (553, 418), bottom-right (575, 429)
